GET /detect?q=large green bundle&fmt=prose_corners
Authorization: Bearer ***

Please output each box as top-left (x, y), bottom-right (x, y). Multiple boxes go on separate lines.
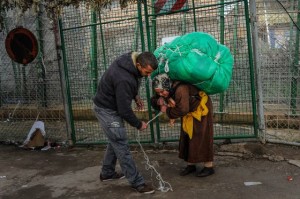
top-left (152, 32), bottom-right (233, 94)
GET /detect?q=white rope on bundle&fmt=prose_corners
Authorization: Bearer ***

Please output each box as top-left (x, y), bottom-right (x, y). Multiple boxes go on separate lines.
top-left (136, 112), bottom-right (173, 192)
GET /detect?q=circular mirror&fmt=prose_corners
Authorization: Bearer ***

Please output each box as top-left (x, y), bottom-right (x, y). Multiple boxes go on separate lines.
top-left (5, 27), bottom-right (38, 65)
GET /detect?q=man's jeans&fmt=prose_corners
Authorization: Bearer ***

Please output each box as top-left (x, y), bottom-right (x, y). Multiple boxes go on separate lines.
top-left (93, 104), bottom-right (145, 187)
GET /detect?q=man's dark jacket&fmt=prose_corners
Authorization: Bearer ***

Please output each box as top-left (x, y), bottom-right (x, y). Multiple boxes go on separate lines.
top-left (93, 52), bottom-right (142, 129)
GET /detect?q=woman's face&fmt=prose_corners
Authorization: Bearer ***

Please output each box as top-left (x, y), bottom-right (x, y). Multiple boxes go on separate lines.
top-left (155, 88), bottom-right (169, 98)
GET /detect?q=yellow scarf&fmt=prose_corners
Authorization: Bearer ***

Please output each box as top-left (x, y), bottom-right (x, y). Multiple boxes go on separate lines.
top-left (182, 91), bottom-right (208, 139)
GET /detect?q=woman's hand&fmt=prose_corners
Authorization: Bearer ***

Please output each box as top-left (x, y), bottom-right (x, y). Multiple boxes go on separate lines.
top-left (157, 97), bottom-right (165, 106)
top-left (160, 105), bottom-right (168, 113)
top-left (168, 98), bottom-right (176, 107)
top-left (169, 119), bottom-right (175, 127)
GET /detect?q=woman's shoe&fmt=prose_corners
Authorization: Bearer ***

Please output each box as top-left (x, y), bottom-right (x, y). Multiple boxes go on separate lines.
top-left (180, 165), bottom-right (196, 176)
top-left (196, 167), bottom-right (215, 177)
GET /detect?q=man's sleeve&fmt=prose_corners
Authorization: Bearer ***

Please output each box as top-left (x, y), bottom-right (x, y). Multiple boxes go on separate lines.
top-left (115, 81), bottom-right (142, 129)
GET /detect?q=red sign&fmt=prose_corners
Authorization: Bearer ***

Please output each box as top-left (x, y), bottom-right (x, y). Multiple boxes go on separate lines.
top-left (154, 0), bottom-right (188, 14)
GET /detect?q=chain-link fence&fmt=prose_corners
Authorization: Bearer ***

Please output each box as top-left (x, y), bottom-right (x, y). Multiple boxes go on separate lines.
top-left (255, 0), bottom-right (300, 144)
top-left (0, 0), bottom-right (299, 146)
top-left (59, 0), bottom-right (257, 144)
top-left (0, 7), bottom-right (68, 143)
top-left (59, 2), bottom-right (159, 144)
top-left (149, 0), bottom-right (257, 141)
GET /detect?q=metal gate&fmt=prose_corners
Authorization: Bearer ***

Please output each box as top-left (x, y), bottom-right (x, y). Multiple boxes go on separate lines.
top-left (58, 0), bottom-right (257, 145)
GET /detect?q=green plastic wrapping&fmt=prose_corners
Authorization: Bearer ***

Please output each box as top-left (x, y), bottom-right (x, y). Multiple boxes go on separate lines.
top-left (152, 32), bottom-right (234, 94)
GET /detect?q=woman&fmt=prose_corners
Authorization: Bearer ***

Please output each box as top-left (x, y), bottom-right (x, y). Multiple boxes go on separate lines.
top-left (151, 73), bottom-right (215, 177)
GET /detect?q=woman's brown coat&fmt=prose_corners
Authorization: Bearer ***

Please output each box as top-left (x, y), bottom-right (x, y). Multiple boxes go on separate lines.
top-left (165, 83), bottom-right (214, 163)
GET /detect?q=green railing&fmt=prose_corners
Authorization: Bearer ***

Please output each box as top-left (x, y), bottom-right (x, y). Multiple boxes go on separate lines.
top-left (59, 0), bottom-right (257, 145)
top-left (1, 0), bottom-right (298, 145)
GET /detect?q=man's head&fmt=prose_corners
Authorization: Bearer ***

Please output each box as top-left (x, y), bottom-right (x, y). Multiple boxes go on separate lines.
top-left (152, 73), bottom-right (172, 97)
top-left (136, 52), bottom-right (158, 77)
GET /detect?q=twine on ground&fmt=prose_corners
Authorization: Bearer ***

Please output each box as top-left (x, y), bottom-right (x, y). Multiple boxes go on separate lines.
top-left (136, 112), bottom-right (173, 192)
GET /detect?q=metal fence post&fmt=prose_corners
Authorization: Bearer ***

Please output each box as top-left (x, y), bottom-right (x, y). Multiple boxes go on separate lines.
top-left (249, 0), bottom-right (266, 142)
top-left (58, 18), bottom-right (76, 145)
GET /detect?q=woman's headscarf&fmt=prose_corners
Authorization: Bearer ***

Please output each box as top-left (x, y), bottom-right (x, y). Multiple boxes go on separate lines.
top-left (152, 73), bottom-right (172, 91)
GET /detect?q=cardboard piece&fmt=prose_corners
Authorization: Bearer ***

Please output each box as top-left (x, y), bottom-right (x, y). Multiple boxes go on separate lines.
top-left (21, 121), bottom-right (46, 149)
top-left (25, 129), bottom-right (45, 148)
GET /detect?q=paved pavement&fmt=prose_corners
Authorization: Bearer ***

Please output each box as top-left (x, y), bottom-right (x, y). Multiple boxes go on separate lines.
top-left (0, 142), bottom-right (299, 199)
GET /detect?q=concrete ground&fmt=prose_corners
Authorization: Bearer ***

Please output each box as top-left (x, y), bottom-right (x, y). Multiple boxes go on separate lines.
top-left (0, 142), bottom-right (300, 199)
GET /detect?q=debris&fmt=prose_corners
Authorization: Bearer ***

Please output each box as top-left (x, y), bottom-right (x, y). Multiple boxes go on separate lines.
top-left (287, 176), bottom-right (293, 181)
top-left (263, 154), bottom-right (285, 162)
top-left (0, 176), bottom-right (6, 179)
top-left (19, 121), bottom-right (46, 149)
top-left (288, 160), bottom-right (300, 168)
top-left (41, 145), bottom-right (51, 151)
top-left (244, 182), bottom-right (262, 186)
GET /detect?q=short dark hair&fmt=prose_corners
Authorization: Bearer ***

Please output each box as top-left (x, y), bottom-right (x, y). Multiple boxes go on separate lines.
top-left (136, 52), bottom-right (158, 70)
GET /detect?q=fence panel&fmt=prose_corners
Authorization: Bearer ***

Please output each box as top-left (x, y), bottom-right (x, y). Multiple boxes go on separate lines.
top-left (255, 0), bottom-right (300, 144)
top-left (58, 0), bottom-right (258, 144)
top-left (148, 0), bottom-right (256, 142)
top-left (60, 2), bottom-right (155, 144)
top-left (0, 8), bottom-right (67, 144)
top-left (1, 0), bottom-right (298, 145)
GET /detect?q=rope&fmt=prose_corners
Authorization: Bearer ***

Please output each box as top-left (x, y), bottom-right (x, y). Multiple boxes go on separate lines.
top-left (146, 112), bottom-right (163, 125)
top-left (35, 112), bottom-right (40, 121)
top-left (7, 100), bottom-right (21, 123)
top-left (136, 112), bottom-right (173, 192)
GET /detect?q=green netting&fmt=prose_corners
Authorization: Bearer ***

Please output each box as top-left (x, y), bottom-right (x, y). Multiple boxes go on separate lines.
top-left (152, 32), bottom-right (233, 94)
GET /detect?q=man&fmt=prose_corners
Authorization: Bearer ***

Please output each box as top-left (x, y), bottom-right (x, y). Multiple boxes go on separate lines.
top-left (151, 73), bottom-right (215, 177)
top-left (93, 52), bottom-right (158, 194)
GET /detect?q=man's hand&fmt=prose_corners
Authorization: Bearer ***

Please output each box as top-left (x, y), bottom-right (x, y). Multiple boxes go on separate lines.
top-left (139, 121), bottom-right (148, 131)
top-left (135, 95), bottom-right (144, 111)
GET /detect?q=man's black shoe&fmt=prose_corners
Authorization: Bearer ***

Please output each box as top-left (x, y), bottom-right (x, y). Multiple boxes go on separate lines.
top-left (196, 167), bottom-right (215, 177)
top-left (132, 184), bottom-right (155, 194)
top-left (100, 172), bottom-right (125, 182)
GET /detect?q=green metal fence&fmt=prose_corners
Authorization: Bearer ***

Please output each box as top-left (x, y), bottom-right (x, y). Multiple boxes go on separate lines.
top-left (151, 0), bottom-right (257, 142)
top-left (58, 0), bottom-right (257, 145)
top-left (1, 0), bottom-right (298, 146)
